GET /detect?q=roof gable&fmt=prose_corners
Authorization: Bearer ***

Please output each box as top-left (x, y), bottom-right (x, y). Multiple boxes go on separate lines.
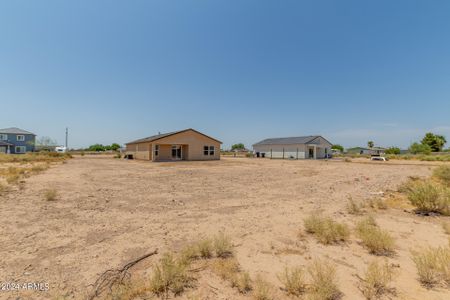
top-left (253, 135), bottom-right (327, 146)
top-left (305, 136), bottom-right (333, 146)
top-left (126, 128), bottom-right (222, 145)
top-left (0, 127), bottom-right (35, 135)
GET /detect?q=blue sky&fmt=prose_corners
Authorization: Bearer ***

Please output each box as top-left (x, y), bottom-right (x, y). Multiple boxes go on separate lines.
top-left (1, 1), bottom-right (450, 149)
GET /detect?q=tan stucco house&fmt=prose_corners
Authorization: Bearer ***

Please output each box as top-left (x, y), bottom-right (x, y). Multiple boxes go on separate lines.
top-left (124, 129), bottom-right (221, 161)
top-left (252, 135), bottom-right (332, 159)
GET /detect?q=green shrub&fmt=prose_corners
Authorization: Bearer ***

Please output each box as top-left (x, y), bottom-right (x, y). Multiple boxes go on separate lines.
top-left (407, 180), bottom-right (450, 216)
top-left (385, 147), bottom-right (400, 155)
top-left (331, 144), bottom-right (344, 152)
top-left (409, 142), bottom-right (432, 155)
top-left (304, 215), bottom-right (350, 244)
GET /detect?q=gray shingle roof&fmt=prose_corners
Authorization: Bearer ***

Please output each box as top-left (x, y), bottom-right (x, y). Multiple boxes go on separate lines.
top-left (253, 135), bottom-right (323, 146)
top-left (126, 128), bottom-right (222, 145)
top-left (0, 127), bottom-right (35, 135)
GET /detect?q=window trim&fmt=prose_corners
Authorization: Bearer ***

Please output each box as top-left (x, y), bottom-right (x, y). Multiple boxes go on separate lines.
top-left (0, 134), bottom-right (7, 141)
top-left (16, 135), bottom-right (25, 141)
top-left (15, 146), bottom-right (26, 153)
top-left (204, 145), bottom-right (215, 156)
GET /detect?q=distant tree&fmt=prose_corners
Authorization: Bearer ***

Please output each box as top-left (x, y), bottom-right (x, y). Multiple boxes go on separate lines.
top-left (331, 144), bottom-right (344, 152)
top-left (367, 141), bottom-right (374, 148)
top-left (409, 142), bottom-right (432, 155)
top-left (110, 143), bottom-right (121, 151)
top-left (231, 143), bottom-right (245, 150)
top-left (36, 136), bottom-right (58, 147)
top-left (421, 132), bottom-right (447, 152)
top-left (88, 144), bottom-right (106, 152)
top-left (385, 147), bottom-right (401, 155)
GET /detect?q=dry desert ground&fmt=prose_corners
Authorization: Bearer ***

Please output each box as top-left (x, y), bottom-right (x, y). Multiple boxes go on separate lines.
top-left (0, 156), bottom-right (449, 300)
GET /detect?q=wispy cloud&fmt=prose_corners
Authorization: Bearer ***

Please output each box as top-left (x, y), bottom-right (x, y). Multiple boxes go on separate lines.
top-left (373, 122), bottom-right (399, 127)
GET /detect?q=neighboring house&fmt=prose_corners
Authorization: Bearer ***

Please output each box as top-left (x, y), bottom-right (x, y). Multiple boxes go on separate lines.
top-left (253, 135), bottom-right (332, 159)
top-left (125, 128), bottom-right (222, 161)
top-left (0, 127), bottom-right (36, 154)
top-left (346, 147), bottom-right (386, 156)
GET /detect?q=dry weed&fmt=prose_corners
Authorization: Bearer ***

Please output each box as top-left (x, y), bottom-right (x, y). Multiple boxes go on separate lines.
top-left (0, 182), bottom-right (7, 195)
top-left (212, 258), bottom-right (240, 280)
top-left (197, 238), bottom-right (213, 259)
top-left (44, 189), bottom-right (58, 201)
top-left (360, 260), bottom-right (395, 299)
top-left (252, 275), bottom-right (273, 300)
top-left (347, 197), bottom-right (364, 215)
top-left (304, 215), bottom-right (350, 244)
top-left (149, 253), bottom-right (193, 297)
top-left (278, 266), bottom-right (306, 296)
top-left (231, 271), bottom-right (252, 293)
top-left (412, 245), bottom-right (450, 288)
top-left (213, 232), bottom-right (233, 258)
top-left (356, 217), bottom-right (395, 256)
top-left (308, 259), bottom-right (341, 300)
top-left (433, 165), bottom-right (450, 185)
top-left (406, 180), bottom-right (450, 216)
top-left (443, 222), bottom-right (450, 235)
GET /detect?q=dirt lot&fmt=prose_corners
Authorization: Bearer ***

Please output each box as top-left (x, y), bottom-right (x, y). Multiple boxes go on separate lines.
top-left (1, 156), bottom-right (449, 299)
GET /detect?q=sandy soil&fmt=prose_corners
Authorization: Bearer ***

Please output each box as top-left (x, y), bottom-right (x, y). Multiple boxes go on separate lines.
top-left (0, 156), bottom-right (449, 300)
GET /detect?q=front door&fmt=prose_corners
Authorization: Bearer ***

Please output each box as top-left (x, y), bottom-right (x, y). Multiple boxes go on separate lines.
top-left (309, 148), bottom-right (314, 159)
top-left (171, 145), bottom-right (182, 160)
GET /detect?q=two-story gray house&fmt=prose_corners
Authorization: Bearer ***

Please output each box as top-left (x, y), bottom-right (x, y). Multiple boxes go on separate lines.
top-left (0, 127), bottom-right (36, 154)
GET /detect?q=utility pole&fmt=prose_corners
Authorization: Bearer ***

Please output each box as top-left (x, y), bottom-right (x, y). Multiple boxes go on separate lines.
top-left (65, 127), bottom-right (68, 149)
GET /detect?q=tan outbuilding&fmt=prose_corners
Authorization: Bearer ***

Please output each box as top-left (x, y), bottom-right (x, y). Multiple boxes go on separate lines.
top-left (124, 129), bottom-right (221, 161)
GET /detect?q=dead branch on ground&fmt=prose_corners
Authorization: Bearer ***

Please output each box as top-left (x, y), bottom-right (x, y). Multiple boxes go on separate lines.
top-left (87, 249), bottom-right (158, 300)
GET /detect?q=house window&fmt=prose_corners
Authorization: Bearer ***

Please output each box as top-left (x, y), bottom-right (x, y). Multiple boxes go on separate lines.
top-left (204, 146), bottom-right (215, 156)
top-left (16, 135), bottom-right (25, 141)
top-left (15, 146), bottom-right (26, 153)
top-left (154, 145), bottom-right (159, 156)
top-left (0, 134), bottom-right (7, 140)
